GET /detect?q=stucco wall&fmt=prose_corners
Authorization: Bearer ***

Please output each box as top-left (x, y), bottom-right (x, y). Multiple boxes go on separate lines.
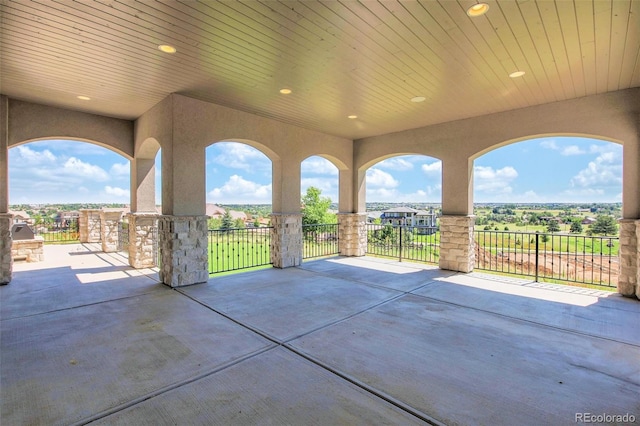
top-left (354, 88), bottom-right (640, 218)
top-left (7, 99), bottom-right (134, 159)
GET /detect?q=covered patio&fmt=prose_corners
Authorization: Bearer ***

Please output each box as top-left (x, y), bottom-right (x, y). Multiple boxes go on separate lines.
top-left (2, 245), bottom-right (639, 425)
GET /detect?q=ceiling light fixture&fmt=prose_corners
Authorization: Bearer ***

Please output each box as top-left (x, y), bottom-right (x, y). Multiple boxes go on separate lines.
top-left (467, 3), bottom-right (489, 17)
top-left (77, 95), bottom-right (91, 101)
top-left (158, 44), bottom-right (177, 54)
top-left (279, 88), bottom-right (292, 94)
top-left (348, 115), bottom-right (358, 119)
top-left (509, 71), bottom-right (526, 78)
top-left (411, 96), bottom-right (426, 103)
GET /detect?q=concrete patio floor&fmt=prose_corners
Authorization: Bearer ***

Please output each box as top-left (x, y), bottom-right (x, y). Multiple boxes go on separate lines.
top-left (1, 244), bottom-right (639, 425)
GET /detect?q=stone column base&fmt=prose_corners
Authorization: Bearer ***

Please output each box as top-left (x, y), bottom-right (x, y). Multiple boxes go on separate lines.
top-left (127, 213), bottom-right (159, 269)
top-left (338, 213), bottom-right (367, 256)
top-left (439, 215), bottom-right (475, 273)
top-left (11, 237), bottom-right (44, 262)
top-left (100, 210), bottom-right (123, 253)
top-left (0, 213), bottom-right (13, 284)
top-left (618, 219), bottom-right (639, 299)
top-left (79, 209), bottom-right (101, 243)
top-left (158, 215), bottom-right (209, 287)
top-left (270, 213), bottom-right (302, 268)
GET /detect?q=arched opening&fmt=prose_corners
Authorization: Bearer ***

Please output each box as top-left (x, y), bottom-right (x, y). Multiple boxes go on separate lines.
top-left (301, 155), bottom-right (340, 260)
top-left (205, 140), bottom-right (273, 274)
top-left (363, 154), bottom-right (442, 265)
top-left (472, 136), bottom-right (622, 289)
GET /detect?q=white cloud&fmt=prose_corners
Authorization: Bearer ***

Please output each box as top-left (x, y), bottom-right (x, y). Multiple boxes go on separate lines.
top-left (11, 145), bottom-right (57, 165)
top-left (110, 162), bottom-right (129, 176)
top-left (301, 177), bottom-right (337, 200)
top-left (209, 142), bottom-right (270, 173)
top-left (104, 186), bottom-right (130, 198)
top-left (474, 165), bottom-right (518, 193)
top-left (376, 157), bottom-right (414, 171)
top-left (539, 139), bottom-right (558, 150)
top-left (61, 157), bottom-right (109, 181)
top-left (366, 168), bottom-right (399, 188)
top-left (560, 145), bottom-right (586, 156)
top-left (301, 157), bottom-right (338, 175)
top-left (421, 161), bottom-right (442, 175)
top-left (208, 175), bottom-right (272, 203)
top-left (570, 150), bottom-right (622, 188)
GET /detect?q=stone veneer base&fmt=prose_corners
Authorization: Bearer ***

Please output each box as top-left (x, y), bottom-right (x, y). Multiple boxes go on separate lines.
top-left (0, 213), bottom-right (13, 284)
top-left (270, 214), bottom-right (302, 268)
top-left (439, 215), bottom-right (475, 273)
top-left (127, 213), bottom-right (159, 269)
top-left (338, 213), bottom-right (367, 257)
top-left (158, 215), bottom-right (209, 287)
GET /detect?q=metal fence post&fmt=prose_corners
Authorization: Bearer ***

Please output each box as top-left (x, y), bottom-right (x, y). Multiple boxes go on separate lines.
top-left (399, 226), bottom-right (403, 262)
top-left (535, 232), bottom-right (539, 282)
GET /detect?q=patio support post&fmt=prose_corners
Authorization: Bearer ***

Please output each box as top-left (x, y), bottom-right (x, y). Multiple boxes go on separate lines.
top-left (0, 213), bottom-right (12, 285)
top-left (158, 215), bottom-right (208, 287)
top-left (131, 157), bottom-right (156, 213)
top-left (338, 213), bottom-right (367, 256)
top-left (270, 157), bottom-right (302, 268)
top-left (127, 213), bottom-right (158, 269)
top-left (100, 210), bottom-right (123, 253)
top-left (617, 220), bottom-right (637, 297)
top-left (439, 215), bottom-right (475, 273)
top-left (0, 96), bottom-right (11, 284)
top-left (79, 209), bottom-right (101, 243)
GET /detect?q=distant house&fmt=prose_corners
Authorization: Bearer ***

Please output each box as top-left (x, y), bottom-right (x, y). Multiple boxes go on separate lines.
top-left (582, 217), bottom-right (597, 225)
top-left (380, 207), bottom-right (437, 234)
top-left (8, 210), bottom-right (31, 225)
top-left (205, 203), bottom-right (248, 224)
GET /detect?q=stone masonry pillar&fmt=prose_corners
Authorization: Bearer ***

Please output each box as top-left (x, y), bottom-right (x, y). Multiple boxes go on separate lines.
top-left (338, 213), bottom-right (367, 256)
top-left (158, 215), bottom-right (208, 287)
top-left (0, 213), bottom-right (12, 285)
top-left (100, 210), bottom-right (123, 253)
top-left (127, 213), bottom-right (158, 269)
top-left (270, 213), bottom-right (302, 268)
top-left (439, 215), bottom-right (475, 273)
top-left (79, 209), bottom-right (101, 243)
top-left (618, 219), bottom-right (640, 299)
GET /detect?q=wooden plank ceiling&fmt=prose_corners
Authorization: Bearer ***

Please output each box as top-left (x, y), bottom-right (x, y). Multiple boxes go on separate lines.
top-left (1, 0), bottom-right (638, 140)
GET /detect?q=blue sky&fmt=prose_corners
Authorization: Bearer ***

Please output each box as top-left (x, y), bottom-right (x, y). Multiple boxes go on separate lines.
top-left (8, 136), bottom-right (622, 205)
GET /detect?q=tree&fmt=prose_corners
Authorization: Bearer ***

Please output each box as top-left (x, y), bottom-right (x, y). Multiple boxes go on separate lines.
top-left (301, 187), bottom-right (332, 225)
top-left (590, 215), bottom-right (618, 236)
top-left (570, 220), bottom-right (583, 234)
top-left (546, 220), bottom-right (561, 233)
top-left (221, 210), bottom-right (234, 230)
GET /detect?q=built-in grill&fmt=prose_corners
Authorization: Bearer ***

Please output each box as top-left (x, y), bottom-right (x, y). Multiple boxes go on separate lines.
top-left (11, 223), bottom-right (35, 240)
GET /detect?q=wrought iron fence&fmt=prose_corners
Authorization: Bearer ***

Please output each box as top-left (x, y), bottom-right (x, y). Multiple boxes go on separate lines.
top-left (208, 226), bottom-right (272, 274)
top-left (33, 218), bottom-right (80, 243)
top-left (365, 223), bottom-right (440, 264)
top-left (302, 223), bottom-right (339, 259)
top-left (474, 230), bottom-right (618, 288)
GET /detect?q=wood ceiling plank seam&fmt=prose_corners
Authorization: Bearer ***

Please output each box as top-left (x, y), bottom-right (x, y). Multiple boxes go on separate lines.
top-left (302, 0), bottom-right (435, 93)
top-left (475, 5), bottom-right (540, 106)
top-left (574, 0), bottom-right (598, 96)
top-left (553, 0), bottom-right (587, 98)
top-left (397, 0), bottom-right (508, 113)
top-left (616, 0), bottom-right (640, 88)
top-left (494, 0), bottom-right (558, 102)
top-left (3, 3), bottom-right (231, 86)
top-left (516, 0), bottom-right (570, 100)
top-left (593, 0), bottom-right (614, 94)
top-left (434, 0), bottom-right (522, 110)
top-left (356, 0), bottom-right (484, 113)
top-left (0, 21), bottom-right (211, 93)
top-left (535, 0), bottom-right (577, 99)
top-left (607, 0), bottom-right (631, 91)
top-left (74, 0), bottom-right (280, 80)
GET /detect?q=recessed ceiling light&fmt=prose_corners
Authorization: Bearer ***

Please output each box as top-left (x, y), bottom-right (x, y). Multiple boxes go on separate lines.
top-left (467, 3), bottom-right (489, 17)
top-left (158, 44), bottom-right (177, 54)
top-left (77, 95), bottom-right (91, 101)
top-left (348, 115), bottom-right (358, 119)
top-left (411, 96), bottom-right (426, 103)
top-left (509, 71), bottom-right (526, 78)
top-left (279, 88), bottom-right (292, 94)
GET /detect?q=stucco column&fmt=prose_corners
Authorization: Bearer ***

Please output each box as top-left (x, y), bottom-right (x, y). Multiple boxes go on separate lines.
top-left (270, 214), bottom-right (302, 268)
top-left (439, 215), bottom-right (475, 273)
top-left (617, 219), bottom-right (637, 298)
top-left (127, 213), bottom-right (158, 269)
top-left (100, 210), bottom-right (123, 253)
top-left (79, 209), bottom-right (101, 243)
top-left (0, 96), bottom-right (8, 214)
top-left (131, 157), bottom-right (156, 213)
top-left (338, 213), bottom-right (366, 256)
top-left (0, 213), bottom-right (12, 285)
top-left (158, 215), bottom-right (208, 287)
